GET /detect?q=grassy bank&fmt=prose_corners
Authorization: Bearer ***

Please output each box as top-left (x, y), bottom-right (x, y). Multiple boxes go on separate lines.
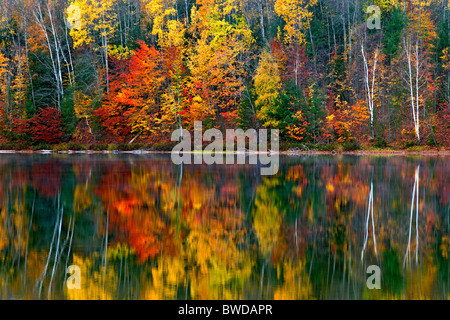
top-left (0, 140), bottom-right (448, 154)
top-left (0, 142), bottom-right (177, 152)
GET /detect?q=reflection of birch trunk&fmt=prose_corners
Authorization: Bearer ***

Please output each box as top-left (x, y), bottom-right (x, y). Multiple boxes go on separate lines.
top-left (37, 192), bottom-right (61, 298)
top-left (47, 202), bottom-right (63, 299)
top-left (173, 162), bottom-right (183, 238)
top-left (103, 209), bottom-right (109, 289)
top-left (63, 216), bottom-right (76, 286)
top-left (23, 191), bottom-right (36, 290)
top-left (404, 165), bottom-right (420, 267)
top-left (361, 182), bottom-right (377, 261)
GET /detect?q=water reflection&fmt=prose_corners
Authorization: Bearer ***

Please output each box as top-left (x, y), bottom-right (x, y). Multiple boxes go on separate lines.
top-left (0, 154), bottom-right (448, 300)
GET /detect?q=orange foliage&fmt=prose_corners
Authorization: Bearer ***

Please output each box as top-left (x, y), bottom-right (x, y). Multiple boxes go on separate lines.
top-left (95, 41), bottom-right (164, 142)
top-left (326, 99), bottom-right (369, 142)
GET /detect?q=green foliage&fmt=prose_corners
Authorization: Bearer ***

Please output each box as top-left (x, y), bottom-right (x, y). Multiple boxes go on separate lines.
top-left (382, 249), bottom-right (404, 297)
top-left (61, 91), bottom-right (77, 137)
top-left (341, 140), bottom-right (361, 151)
top-left (25, 53), bottom-right (56, 112)
top-left (374, 137), bottom-right (388, 149)
top-left (317, 143), bottom-right (336, 151)
top-left (31, 143), bottom-right (53, 150)
top-left (150, 141), bottom-right (177, 151)
top-left (404, 141), bottom-right (417, 149)
top-left (87, 144), bottom-right (110, 151)
top-left (53, 143), bottom-right (88, 151)
top-left (237, 88), bottom-right (258, 130)
top-left (0, 142), bottom-right (30, 150)
top-left (382, 7), bottom-right (407, 59)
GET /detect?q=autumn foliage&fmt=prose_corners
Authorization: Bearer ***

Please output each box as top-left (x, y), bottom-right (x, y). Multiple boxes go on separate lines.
top-left (0, 0), bottom-right (448, 148)
top-left (94, 41), bottom-right (163, 142)
top-left (13, 107), bottom-right (62, 144)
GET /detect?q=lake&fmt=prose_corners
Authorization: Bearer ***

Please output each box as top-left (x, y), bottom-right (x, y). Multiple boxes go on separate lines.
top-left (0, 153), bottom-right (448, 299)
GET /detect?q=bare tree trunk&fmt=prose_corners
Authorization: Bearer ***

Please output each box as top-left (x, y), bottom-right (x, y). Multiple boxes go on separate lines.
top-left (361, 44), bottom-right (378, 138)
top-left (258, 0), bottom-right (266, 41)
top-left (404, 38), bottom-right (421, 143)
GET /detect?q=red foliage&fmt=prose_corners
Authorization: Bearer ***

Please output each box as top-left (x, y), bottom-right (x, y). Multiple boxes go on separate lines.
top-left (285, 44), bottom-right (311, 87)
top-left (442, 103), bottom-right (450, 120)
top-left (31, 161), bottom-right (62, 197)
top-left (13, 118), bottom-right (30, 139)
top-left (15, 107), bottom-right (62, 144)
top-left (95, 41), bottom-right (162, 142)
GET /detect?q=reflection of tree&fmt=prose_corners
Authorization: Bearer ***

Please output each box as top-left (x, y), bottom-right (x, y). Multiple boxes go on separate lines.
top-left (274, 259), bottom-right (312, 300)
top-left (253, 178), bottom-right (283, 258)
top-left (0, 155), bottom-right (448, 299)
top-left (65, 253), bottom-right (116, 300)
top-left (361, 181), bottom-right (377, 261)
top-left (404, 165), bottom-right (420, 267)
top-left (142, 255), bottom-right (186, 300)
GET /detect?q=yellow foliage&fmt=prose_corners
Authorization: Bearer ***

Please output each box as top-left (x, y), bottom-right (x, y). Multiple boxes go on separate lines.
top-left (274, 259), bottom-right (312, 299)
top-left (252, 178), bottom-right (282, 256)
top-left (65, 254), bottom-right (116, 300)
top-left (69, 0), bottom-right (117, 49)
top-left (145, 0), bottom-right (177, 38)
top-left (274, 0), bottom-right (317, 44)
top-left (74, 184), bottom-right (93, 213)
top-left (143, 255), bottom-right (186, 299)
top-left (254, 50), bottom-right (282, 128)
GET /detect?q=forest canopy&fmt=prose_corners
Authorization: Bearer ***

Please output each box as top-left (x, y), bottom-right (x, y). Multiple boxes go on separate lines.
top-left (0, 0), bottom-right (449, 149)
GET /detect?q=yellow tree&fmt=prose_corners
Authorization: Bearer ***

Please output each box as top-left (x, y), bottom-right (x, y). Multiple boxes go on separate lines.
top-left (402, 0), bottom-right (438, 143)
top-left (69, 0), bottom-right (118, 93)
top-left (274, 0), bottom-right (317, 89)
top-left (144, 0), bottom-right (177, 39)
top-left (0, 52), bottom-right (8, 116)
top-left (145, 0), bottom-right (187, 134)
top-left (11, 52), bottom-right (28, 119)
top-left (185, 0), bottom-right (254, 128)
top-left (254, 49), bottom-right (282, 128)
top-left (274, 0), bottom-right (317, 45)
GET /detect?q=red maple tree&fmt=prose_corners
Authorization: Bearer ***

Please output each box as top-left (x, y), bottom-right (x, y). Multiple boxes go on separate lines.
top-left (28, 107), bottom-right (62, 144)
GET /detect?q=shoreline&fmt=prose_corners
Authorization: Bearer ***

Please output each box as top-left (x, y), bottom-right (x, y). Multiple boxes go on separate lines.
top-left (0, 149), bottom-right (449, 156)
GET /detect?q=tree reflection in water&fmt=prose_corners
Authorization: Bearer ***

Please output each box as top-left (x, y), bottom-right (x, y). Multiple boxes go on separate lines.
top-left (0, 154), bottom-right (448, 299)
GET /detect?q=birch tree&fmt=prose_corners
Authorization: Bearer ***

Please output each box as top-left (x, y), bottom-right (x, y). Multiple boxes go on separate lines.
top-left (403, 38), bottom-right (424, 143)
top-left (70, 0), bottom-right (118, 93)
top-left (361, 44), bottom-right (379, 138)
top-left (32, 0), bottom-right (75, 111)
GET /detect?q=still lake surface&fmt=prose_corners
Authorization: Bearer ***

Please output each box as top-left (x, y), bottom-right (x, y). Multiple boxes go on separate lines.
top-left (0, 153), bottom-right (448, 300)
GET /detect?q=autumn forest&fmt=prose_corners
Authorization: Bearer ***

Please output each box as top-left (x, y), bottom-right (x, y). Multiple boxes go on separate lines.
top-left (0, 0), bottom-right (449, 150)
top-left (0, 0), bottom-right (449, 302)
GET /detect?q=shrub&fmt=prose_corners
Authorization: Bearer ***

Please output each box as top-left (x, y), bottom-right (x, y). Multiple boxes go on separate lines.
top-left (405, 141), bottom-right (417, 148)
top-left (0, 142), bottom-right (31, 150)
top-left (32, 143), bottom-right (53, 151)
top-left (406, 145), bottom-right (426, 152)
top-left (53, 143), bottom-right (87, 151)
top-left (374, 137), bottom-right (388, 148)
top-left (318, 144), bottom-right (336, 151)
top-left (88, 144), bottom-right (109, 151)
top-left (107, 144), bottom-right (118, 151)
top-left (427, 136), bottom-right (438, 146)
top-left (342, 140), bottom-right (361, 151)
top-left (66, 143), bottom-right (87, 151)
top-left (151, 142), bottom-right (176, 151)
top-left (117, 143), bottom-right (134, 151)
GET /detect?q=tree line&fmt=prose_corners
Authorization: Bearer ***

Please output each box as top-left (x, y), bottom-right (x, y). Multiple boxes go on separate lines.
top-left (0, 0), bottom-right (449, 148)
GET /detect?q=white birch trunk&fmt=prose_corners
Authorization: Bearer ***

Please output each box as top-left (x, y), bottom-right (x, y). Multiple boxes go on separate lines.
top-left (361, 44), bottom-right (378, 138)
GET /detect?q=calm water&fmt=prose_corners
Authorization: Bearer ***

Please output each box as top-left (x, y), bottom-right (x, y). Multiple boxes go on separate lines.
top-left (0, 154), bottom-right (448, 300)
